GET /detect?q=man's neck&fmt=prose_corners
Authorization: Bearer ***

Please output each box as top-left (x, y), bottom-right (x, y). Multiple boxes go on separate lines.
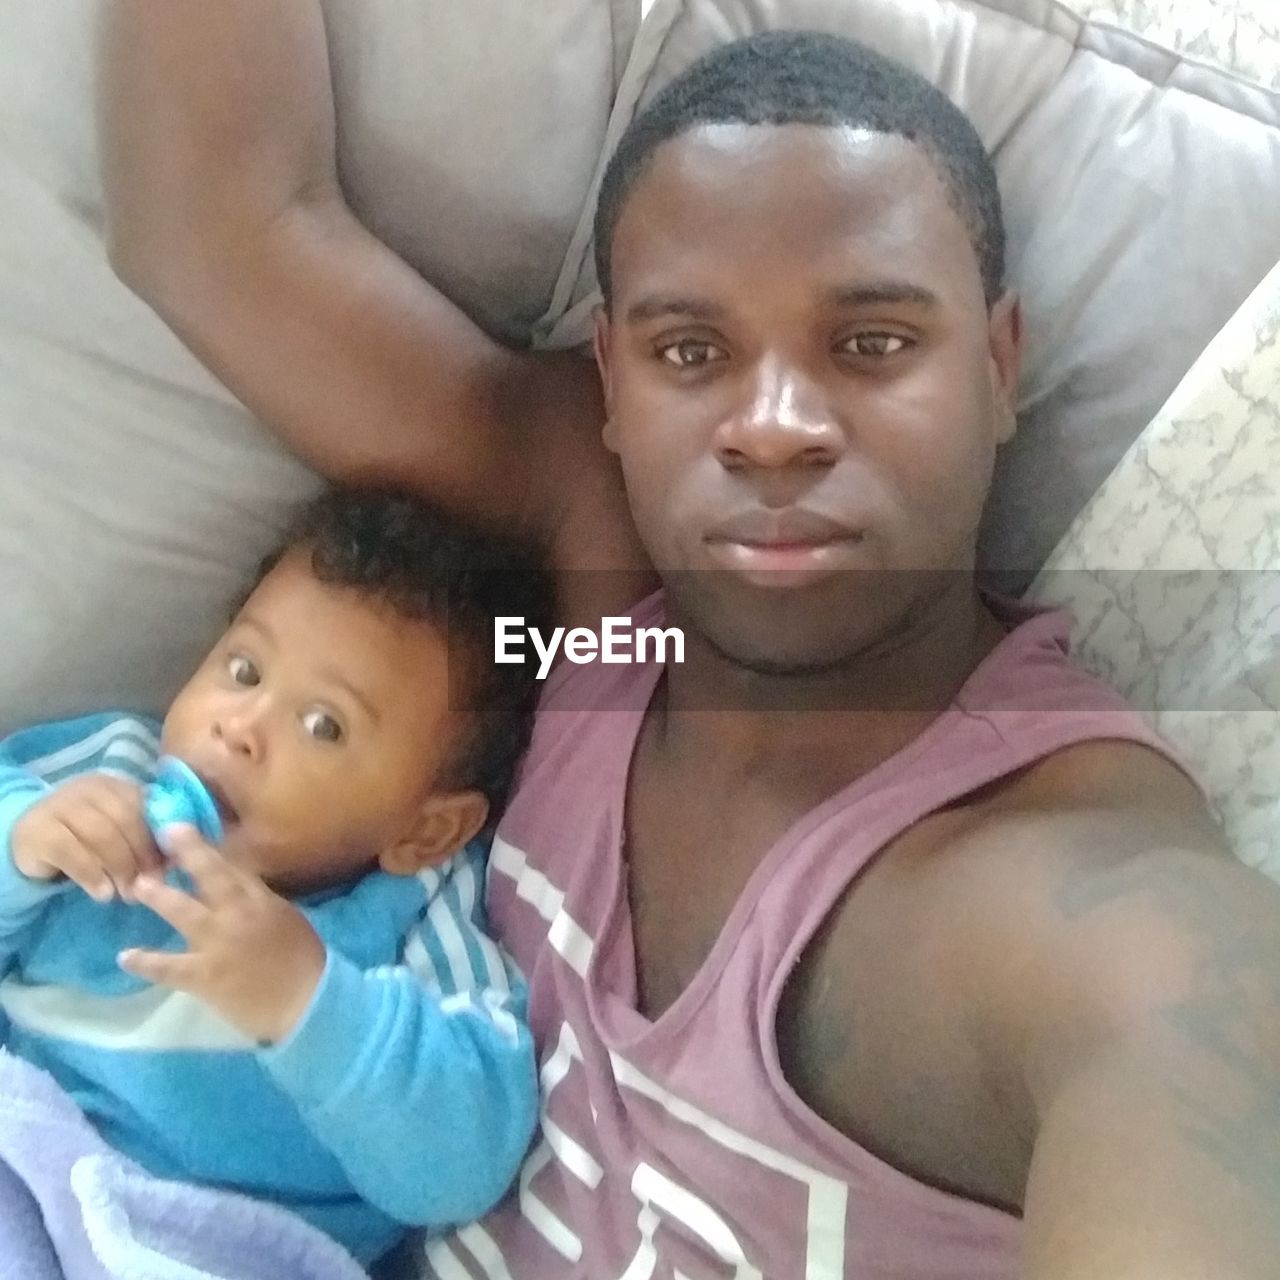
top-left (651, 581), bottom-right (1006, 789)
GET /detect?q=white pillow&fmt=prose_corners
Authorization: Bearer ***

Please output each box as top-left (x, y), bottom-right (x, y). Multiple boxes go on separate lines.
top-left (538, 0), bottom-right (1280, 583)
top-left (0, 0), bottom-right (635, 733)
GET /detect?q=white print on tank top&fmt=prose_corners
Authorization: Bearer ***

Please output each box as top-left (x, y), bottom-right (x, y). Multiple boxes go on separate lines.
top-left (419, 837), bottom-right (850, 1280)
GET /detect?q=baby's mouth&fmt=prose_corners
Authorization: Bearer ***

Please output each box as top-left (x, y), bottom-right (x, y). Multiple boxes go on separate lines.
top-left (204, 779), bottom-right (241, 828)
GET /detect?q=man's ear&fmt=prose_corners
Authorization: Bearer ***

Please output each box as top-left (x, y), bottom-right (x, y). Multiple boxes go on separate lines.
top-left (378, 791), bottom-right (490, 876)
top-left (593, 304), bottom-right (619, 454)
top-left (988, 290), bottom-right (1023, 446)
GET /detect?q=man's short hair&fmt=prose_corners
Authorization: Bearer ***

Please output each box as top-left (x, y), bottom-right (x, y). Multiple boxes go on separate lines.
top-left (251, 487), bottom-right (554, 814)
top-left (594, 29), bottom-right (1006, 306)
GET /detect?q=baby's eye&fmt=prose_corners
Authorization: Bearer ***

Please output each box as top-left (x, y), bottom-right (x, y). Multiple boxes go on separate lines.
top-left (302, 709), bottom-right (344, 745)
top-left (227, 655), bottom-right (261, 687)
top-left (659, 338), bottom-right (726, 369)
top-left (841, 333), bottom-right (909, 358)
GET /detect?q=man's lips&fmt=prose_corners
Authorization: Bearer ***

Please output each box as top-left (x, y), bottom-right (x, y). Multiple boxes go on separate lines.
top-left (704, 507), bottom-right (862, 548)
top-left (702, 509), bottom-right (867, 585)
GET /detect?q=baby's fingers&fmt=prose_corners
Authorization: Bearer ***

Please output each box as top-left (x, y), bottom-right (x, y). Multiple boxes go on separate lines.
top-left (91, 780), bottom-right (164, 881)
top-left (118, 946), bottom-right (199, 993)
top-left (38, 828), bottom-right (116, 902)
top-left (60, 806), bottom-right (149, 902)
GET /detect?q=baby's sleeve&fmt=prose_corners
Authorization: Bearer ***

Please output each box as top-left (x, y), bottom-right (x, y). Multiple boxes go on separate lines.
top-left (0, 719), bottom-right (90, 946)
top-left (259, 842), bottom-right (537, 1227)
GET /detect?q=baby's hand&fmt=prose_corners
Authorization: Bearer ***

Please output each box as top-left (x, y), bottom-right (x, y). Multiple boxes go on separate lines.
top-left (10, 775), bottom-right (163, 902)
top-left (120, 826), bottom-right (327, 1044)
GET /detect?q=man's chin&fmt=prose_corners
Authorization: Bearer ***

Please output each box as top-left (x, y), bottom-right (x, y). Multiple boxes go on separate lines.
top-left (682, 582), bottom-right (891, 661)
top-left (707, 632), bottom-right (862, 682)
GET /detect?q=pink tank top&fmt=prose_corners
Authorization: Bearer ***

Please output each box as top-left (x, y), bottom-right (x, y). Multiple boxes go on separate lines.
top-left (420, 594), bottom-right (1179, 1279)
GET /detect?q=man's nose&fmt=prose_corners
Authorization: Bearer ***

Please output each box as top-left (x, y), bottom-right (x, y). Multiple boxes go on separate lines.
top-left (713, 357), bottom-right (844, 472)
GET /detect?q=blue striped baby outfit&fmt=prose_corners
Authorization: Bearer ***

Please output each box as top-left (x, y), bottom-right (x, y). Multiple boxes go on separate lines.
top-left (0, 713), bottom-right (536, 1264)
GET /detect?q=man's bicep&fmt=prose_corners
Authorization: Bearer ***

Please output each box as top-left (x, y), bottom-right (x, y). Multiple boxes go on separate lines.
top-left (100, 0), bottom-right (576, 531)
top-left (149, 199), bottom-right (544, 522)
top-left (1024, 1042), bottom-right (1280, 1277)
top-left (1014, 846), bottom-right (1280, 1277)
top-left (101, 0), bottom-right (342, 279)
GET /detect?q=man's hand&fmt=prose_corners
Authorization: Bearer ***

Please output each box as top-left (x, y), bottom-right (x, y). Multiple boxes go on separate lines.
top-left (10, 775), bottom-right (162, 901)
top-left (119, 825), bottom-right (327, 1044)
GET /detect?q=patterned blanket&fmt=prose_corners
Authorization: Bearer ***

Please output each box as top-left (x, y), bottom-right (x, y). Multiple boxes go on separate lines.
top-left (1030, 257), bottom-right (1280, 876)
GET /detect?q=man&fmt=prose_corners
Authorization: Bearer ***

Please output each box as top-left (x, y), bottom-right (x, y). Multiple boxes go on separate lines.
top-left (103, 5), bottom-right (1280, 1276)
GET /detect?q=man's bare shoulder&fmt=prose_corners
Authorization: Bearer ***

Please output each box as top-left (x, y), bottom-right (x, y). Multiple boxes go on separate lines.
top-left (892, 738), bottom-right (1236, 980)
top-left (813, 737), bottom-right (1241, 1088)
top-left (888, 737), bottom-right (1280, 1102)
top-left (908, 736), bottom-right (1227, 893)
top-left (813, 737), bottom-right (1229, 1004)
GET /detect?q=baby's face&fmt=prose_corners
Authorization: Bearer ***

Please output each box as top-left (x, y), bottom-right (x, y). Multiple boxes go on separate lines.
top-left (161, 552), bottom-right (460, 895)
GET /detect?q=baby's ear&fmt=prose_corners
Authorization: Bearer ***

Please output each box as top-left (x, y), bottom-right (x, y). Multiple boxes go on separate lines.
top-left (378, 791), bottom-right (489, 876)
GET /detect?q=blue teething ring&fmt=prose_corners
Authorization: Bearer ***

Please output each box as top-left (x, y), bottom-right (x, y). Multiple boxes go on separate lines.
top-left (144, 757), bottom-right (224, 846)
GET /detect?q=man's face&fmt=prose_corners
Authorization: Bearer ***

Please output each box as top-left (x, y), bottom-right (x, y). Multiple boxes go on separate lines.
top-left (161, 553), bottom-right (460, 894)
top-left (596, 124), bottom-right (1021, 674)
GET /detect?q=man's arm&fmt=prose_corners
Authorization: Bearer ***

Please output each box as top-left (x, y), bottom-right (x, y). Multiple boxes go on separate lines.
top-left (99, 0), bottom-right (652, 626)
top-left (967, 744), bottom-right (1280, 1277)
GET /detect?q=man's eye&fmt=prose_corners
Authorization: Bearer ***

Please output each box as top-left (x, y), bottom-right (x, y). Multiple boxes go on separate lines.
top-left (842, 333), bottom-right (909, 358)
top-left (227, 655), bottom-right (260, 687)
top-left (301, 710), bottom-right (344, 744)
top-left (659, 339), bottom-right (724, 368)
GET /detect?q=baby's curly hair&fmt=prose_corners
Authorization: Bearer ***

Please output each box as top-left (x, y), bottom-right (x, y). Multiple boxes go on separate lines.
top-left (249, 486), bottom-right (554, 815)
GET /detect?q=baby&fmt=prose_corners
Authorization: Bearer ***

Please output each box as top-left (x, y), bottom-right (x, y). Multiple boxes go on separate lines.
top-left (0, 487), bottom-right (550, 1266)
